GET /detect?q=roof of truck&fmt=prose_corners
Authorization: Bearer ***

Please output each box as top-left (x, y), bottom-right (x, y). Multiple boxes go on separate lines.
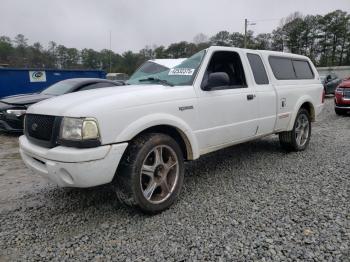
top-left (208, 46), bottom-right (311, 60)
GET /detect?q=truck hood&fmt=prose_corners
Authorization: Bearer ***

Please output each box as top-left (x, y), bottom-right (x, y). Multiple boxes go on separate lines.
top-left (339, 79), bottom-right (350, 88)
top-left (0, 93), bottom-right (54, 106)
top-left (27, 84), bottom-right (195, 117)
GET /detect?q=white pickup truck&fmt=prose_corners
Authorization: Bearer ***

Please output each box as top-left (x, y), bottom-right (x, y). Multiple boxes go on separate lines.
top-left (19, 46), bottom-right (324, 213)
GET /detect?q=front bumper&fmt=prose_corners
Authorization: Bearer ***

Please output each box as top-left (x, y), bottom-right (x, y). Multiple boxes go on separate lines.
top-left (335, 104), bottom-right (350, 111)
top-left (0, 119), bottom-right (23, 132)
top-left (19, 135), bottom-right (128, 188)
top-left (0, 113), bottom-right (24, 132)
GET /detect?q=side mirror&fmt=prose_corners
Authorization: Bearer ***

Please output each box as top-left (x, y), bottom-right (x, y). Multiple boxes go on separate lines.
top-left (203, 72), bottom-right (230, 91)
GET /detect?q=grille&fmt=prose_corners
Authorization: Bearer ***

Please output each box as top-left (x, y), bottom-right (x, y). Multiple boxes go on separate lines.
top-left (25, 114), bottom-right (56, 141)
top-left (344, 90), bottom-right (350, 98)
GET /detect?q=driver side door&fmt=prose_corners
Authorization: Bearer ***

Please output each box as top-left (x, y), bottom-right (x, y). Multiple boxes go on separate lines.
top-left (195, 50), bottom-right (259, 152)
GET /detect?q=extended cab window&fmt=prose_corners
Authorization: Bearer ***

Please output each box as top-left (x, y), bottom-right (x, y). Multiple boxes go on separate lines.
top-left (269, 57), bottom-right (296, 80)
top-left (201, 51), bottom-right (247, 90)
top-left (269, 56), bottom-right (315, 80)
top-left (247, 53), bottom-right (269, 85)
top-left (292, 60), bottom-right (314, 79)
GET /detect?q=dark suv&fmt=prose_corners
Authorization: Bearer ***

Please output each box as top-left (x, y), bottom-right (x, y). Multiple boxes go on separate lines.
top-left (320, 73), bottom-right (342, 94)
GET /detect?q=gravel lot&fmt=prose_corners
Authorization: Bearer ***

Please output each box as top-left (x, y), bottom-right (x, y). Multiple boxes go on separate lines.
top-left (0, 98), bottom-right (349, 261)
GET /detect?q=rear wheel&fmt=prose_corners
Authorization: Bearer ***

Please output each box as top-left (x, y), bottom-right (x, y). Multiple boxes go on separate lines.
top-left (279, 108), bottom-right (311, 151)
top-left (114, 133), bottom-right (184, 214)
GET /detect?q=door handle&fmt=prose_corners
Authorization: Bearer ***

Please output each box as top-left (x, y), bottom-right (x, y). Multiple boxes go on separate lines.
top-left (247, 94), bottom-right (256, 100)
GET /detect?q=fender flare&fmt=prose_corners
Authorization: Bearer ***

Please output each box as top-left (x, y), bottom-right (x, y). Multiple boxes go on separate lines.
top-left (115, 113), bottom-right (200, 160)
top-left (287, 95), bottom-right (315, 130)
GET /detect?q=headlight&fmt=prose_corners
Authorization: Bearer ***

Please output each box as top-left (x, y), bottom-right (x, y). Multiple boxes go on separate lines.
top-left (60, 117), bottom-right (100, 141)
top-left (335, 87), bottom-right (344, 95)
top-left (82, 120), bottom-right (100, 140)
top-left (6, 109), bottom-right (27, 117)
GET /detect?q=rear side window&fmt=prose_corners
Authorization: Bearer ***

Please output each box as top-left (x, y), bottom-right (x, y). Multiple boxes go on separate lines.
top-left (247, 53), bottom-right (269, 85)
top-left (292, 60), bottom-right (314, 79)
top-left (269, 56), bottom-right (315, 80)
top-left (269, 57), bottom-right (296, 80)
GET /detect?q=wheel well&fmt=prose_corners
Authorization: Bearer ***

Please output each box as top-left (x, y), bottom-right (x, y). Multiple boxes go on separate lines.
top-left (134, 125), bottom-right (193, 160)
top-left (300, 102), bottom-right (315, 121)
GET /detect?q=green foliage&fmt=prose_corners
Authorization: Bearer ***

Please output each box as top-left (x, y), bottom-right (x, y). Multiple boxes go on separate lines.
top-left (0, 9), bottom-right (349, 72)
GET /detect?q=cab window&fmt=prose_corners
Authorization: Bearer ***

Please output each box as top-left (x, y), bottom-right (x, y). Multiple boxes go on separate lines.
top-left (247, 53), bottom-right (269, 85)
top-left (201, 51), bottom-right (247, 91)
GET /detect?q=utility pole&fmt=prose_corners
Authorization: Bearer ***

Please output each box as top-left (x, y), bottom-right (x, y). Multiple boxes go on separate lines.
top-left (109, 30), bottom-right (112, 73)
top-left (244, 19), bottom-right (256, 48)
top-left (244, 18), bottom-right (248, 48)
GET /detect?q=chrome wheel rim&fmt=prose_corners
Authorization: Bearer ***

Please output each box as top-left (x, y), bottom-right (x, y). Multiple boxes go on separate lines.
top-left (140, 145), bottom-right (179, 204)
top-left (295, 113), bottom-right (309, 147)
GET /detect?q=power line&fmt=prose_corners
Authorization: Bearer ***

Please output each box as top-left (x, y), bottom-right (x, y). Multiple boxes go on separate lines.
top-left (250, 18), bottom-right (282, 23)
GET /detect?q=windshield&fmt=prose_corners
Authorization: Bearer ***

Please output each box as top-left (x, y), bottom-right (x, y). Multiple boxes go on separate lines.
top-left (127, 61), bottom-right (169, 82)
top-left (41, 80), bottom-right (79, 95)
top-left (126, 50), bottom-right (206, 86)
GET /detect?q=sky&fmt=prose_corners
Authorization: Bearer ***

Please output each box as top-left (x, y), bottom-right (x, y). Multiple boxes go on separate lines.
top-left (0, 0), bottom-right (349, 54)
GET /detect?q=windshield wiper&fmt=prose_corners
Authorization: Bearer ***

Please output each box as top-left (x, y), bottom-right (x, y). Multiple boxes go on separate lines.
top-left (139, 77), bottom-right (174, 86)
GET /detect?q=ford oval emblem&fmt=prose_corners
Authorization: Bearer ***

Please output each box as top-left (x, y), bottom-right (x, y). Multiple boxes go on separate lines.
top-left (31, 123), bottom-right (38, 131)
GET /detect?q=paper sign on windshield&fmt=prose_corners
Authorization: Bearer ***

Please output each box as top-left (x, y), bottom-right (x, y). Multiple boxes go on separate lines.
top-left (168, 68), bottom-right (195, 76)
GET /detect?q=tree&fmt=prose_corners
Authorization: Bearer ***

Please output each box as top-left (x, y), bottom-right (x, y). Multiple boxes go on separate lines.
top-left (166, 41), bottom-right (196, 58)
top-left (154, 46), bottom-right (167, 58)
top-left (28, 42), bottom-right (45, 67)
top-left (14, 34), bottom-right (28, 48)
top-left (0, 36), bottom-right (14, 64)
top-left (230, 32), bottom-right (245, 48)
top-left (193, 33), bottom-right (208, 44)
top-left (253, 33), bottom-right (272, 50)
top-left (121, 51), bottom-right (144, 75)
top-left (13, 34), bottom-right (28, 67)
top-left (210, 31), bottom-right (231, 46)
top-left (139, 45), bottom-right (155, 60)
top-left (81, 48), bottom-right (100, 69)
top-left (271, 27), bottom-right (285, 52)
top-left (65, 48), bottom-right (80, 68)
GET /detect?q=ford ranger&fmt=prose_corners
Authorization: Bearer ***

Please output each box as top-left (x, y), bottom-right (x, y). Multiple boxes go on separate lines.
top-left (19, 46), bottom-right (324, 213)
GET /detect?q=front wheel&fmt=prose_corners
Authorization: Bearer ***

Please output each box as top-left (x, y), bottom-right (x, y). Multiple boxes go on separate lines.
top-left (114, 133), bottom-right (184, 214)
top-left (279, 108), bottom-right (311, 151)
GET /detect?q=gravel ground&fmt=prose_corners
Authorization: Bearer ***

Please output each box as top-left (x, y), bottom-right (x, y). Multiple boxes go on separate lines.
top-left (0, 98), bottom-right (349, 261)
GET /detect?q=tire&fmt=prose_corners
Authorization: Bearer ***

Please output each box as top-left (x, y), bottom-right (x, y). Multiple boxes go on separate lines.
top-left (113, 133), bottom-right (184, 214)
top-left (279, 108), bottom-right (311, 151)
